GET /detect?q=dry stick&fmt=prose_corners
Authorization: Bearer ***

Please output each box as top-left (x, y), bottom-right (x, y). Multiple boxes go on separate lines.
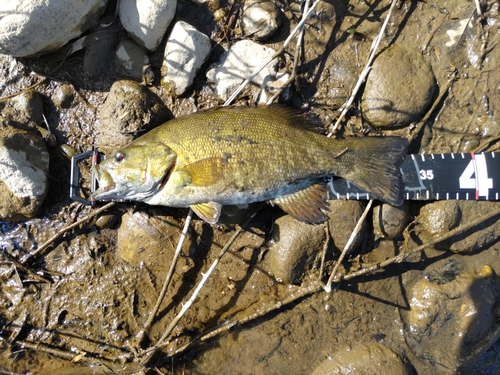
top-left (173, 279), bottom-right (324, 356)
top-left (324, 199), bottom-right (373, 292)
top-left (136, 209), bottom-right (193, 344)
top-left (171, 206), bottom-right (500, 356)
top-left (22, 202), bottom-right (116, 264)
top-left (329, 0), bottom-right (398, 134)
top-left (266, 0), bottom-right (311, 105)
top-left (224, 0), bottom-right (322, 106)
top-left (0, 79), bottom-right (45, 102)
top-left (474, 0), bottom-right (484, 20)
top-left (318, 225), bottom-right (330, 281)
top-left (139, 208), bottom-right (261, 362)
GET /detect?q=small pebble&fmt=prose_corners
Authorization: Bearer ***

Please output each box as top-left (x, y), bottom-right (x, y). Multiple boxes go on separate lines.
top-left (372, 201), bottom-right (411, 239)
top-left (53, 84), bottom-right (75, 109)
top-left (114, 39), bottom-right (150, 82)
top-left (241, 0), bottom-right (281, 41)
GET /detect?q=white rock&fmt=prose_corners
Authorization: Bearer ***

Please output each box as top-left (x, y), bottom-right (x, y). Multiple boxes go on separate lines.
top-left (119, 0), bottom-right (177, 51)
top-left (0, 129), bottom-right (49, 221)
top-left (0, 0), bottom-right (108, 57)
top-left (161, 21), bottom-right (211, 96)
top-left (206, 40), bottom-right (281, 102)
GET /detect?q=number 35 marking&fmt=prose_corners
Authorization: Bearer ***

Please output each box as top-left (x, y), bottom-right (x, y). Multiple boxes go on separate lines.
top-left (459, 153), bottom-right (493, 198)
top-left (420, 170), bottom-right (434, 180)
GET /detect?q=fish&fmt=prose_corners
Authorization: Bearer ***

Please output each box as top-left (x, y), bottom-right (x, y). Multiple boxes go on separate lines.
top-left (92, 106), bottom-right (408, 224)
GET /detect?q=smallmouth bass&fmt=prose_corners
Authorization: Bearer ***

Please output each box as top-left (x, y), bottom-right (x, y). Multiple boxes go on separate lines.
top-left (92, 106), bottom-right (408, 223)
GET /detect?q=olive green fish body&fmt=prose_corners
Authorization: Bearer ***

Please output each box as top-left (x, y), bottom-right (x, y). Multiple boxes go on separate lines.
top-left (93, 106), bottom-right (408, 223)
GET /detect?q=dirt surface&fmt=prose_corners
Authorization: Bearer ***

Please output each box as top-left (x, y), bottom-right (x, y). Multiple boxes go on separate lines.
top-left (2, 0), bottom-right (500, 374)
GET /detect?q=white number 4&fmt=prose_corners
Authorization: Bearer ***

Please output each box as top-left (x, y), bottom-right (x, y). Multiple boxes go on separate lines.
top-left (459, 154), bottom-right (493, 197)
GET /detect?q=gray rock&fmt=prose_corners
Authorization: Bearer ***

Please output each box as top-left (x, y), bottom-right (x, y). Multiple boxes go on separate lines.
top-left (310, 342), bottom-right (412, 375)
top-left (161, 21), bottom-right (212, 96)
top-left (401, 260), bottom-right (500, 371)
top-left (114, 39), bottom-right (150, 82)
top-left (0, 0), bottom-right (108, 57)
top-left (361, 45), bottom-right (437, 128)
top-left (206, 39), bottom-right (284, 103)
top-left (119, 0), bottom-right (177, 51)
top-left (327, 200), bottom-right (367, 254)
top-left (270, 215), bottom-right (326, 284)
top-left (241, 0), bottom-right (281, 41)
top-left (372, 201), bottom-right (411, 239)
top-left (98, 80), bottom-right (172, 155)
top-left (0, 122), bottom-right (49, 221)
top-left (116, 209), bottom-right (194, 268)
top-left (416, 201), bottom-right (500, 253)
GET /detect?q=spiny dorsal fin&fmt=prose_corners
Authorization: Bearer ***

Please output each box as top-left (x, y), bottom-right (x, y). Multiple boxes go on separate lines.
top-left (191, 202), bottom-right (222, 224)
top-left (272, 183), bottom-right (330, 224)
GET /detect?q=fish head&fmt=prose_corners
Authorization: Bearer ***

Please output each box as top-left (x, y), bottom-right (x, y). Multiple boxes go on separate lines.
top-left (92, 140), bottom-right (176, 202)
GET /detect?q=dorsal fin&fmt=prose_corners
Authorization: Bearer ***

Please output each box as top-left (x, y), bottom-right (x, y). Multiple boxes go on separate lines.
top-left (271, 183), bottom-right (330, 224)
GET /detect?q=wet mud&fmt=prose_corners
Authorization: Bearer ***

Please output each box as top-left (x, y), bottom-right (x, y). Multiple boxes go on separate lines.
top-left (2, 1), bottom-right (500, 374)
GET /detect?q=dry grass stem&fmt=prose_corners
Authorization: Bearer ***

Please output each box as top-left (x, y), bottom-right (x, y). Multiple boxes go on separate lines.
top-left (329, 0), bottom-right (398, 135)
top-left (224, 0), bottom-right (322, 106)
top-left (137, 209), bottom-right (194, 345)
top-left (140, 206), bottom-right (262, 363)
top-left (266, 0), bottom-right (311, 105)
top-left (324, 199), bottom-right (373, 292)
top-left (23, 202), bottom-right (116, 264)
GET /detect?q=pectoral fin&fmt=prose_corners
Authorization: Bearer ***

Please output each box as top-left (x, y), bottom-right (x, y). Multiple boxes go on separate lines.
top-left (191, 202), bottom-right (222, 224)
top-left (179, 157), bottom-right (225, 186)
top-left (272, 183), bottom-right (330, 224)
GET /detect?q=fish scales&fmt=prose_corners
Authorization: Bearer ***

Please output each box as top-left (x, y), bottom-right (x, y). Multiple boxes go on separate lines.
top-left (93, 106), bottom-right (408, 223)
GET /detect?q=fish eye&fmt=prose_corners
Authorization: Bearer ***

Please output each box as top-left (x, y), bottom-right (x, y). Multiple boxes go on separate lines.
top-left (115, 152), bottom-right (125, 162)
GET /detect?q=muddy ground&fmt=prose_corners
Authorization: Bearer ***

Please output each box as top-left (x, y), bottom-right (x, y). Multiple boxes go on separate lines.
top-left (1, 0), bottom-right (500, 374)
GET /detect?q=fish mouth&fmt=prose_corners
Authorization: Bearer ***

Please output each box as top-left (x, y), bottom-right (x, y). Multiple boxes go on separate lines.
top-left (91, 167), bottom-right (119, 201)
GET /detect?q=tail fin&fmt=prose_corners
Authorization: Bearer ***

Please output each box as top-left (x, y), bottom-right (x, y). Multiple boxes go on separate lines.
top-left (339, 137), bottom-right (408, 205)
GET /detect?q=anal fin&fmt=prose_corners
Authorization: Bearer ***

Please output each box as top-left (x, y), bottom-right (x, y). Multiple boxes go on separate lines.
top-left (272, 183), bottom-right (330, 224)
top-left (191, 202), bottom-right (222, 224)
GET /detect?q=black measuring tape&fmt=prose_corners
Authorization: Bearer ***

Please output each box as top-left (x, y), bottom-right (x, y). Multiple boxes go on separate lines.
top-left (329, 151), bottom-right (499, 201)
top-left (70, 151), bottom-right (500, 205)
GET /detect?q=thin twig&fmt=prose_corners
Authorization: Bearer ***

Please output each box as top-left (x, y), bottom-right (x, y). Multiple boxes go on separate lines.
top-left (0, 79), bottom-right (46, 102)
top-left (224, 0), bottom-right (322, 106)
top-left (266, 0), bottom-right (311, 105)
top-left (474, 0), bottom-right (484, 20)
top-left (318, 225), bottom-right (329, 281)
top-left (139, 206), bottom-right (262, 362)
top-left (173, 280), bottom-right (324, 355)
top-left (136, 209), bottom-right (194, 344)
top-left (22, 202), bottom-right (116, 264)
top-left (329, 0), bottom-right (398, 134)
top-left (333, 205), bottom-right (500, 283)
top-left (324, 199), bottom-right (373, 292)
